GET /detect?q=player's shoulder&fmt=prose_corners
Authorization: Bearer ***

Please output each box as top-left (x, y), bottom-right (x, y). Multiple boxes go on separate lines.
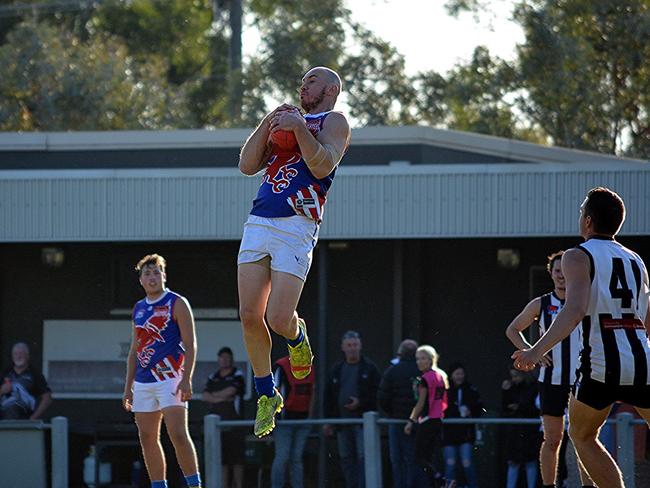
top-left (563, 246), bottom-right (591, 264)
top-left (167, 289), bottom-right (184, 300)
top-left (169, 290), bottom-right (191, 306)
top-left (323, 110), bottom-right (349, 128)
top-left (525, 295), bottom-right (543, 310)
top-left (620, 243), bottom-right (646, 265)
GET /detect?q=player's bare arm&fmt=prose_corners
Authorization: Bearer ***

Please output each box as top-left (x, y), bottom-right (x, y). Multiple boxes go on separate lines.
top-left (239, 104), bottom-right (298, 175)
top-left (174, 297), bottom-right (197, 401)
top-left (122, 323), bottom-right (138, 411)
top-left (505, 297), bottom-right (541, 350)
top-left (272, 110), bottom-right (350, 179)
top-left (513, 249), bottom-right (590, 370)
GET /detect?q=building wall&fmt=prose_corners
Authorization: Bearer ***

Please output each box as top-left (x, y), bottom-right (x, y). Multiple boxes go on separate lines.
top-left (3, 164), bottom-right (649, 242)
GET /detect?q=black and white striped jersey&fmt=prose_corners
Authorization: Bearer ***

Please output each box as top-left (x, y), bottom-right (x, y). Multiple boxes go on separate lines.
top-left (578, 237), bottom-right (650, 386)
top-left (538, 292), bottom-right (581, 386)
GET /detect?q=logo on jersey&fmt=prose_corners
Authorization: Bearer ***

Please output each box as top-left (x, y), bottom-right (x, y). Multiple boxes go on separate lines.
top-left (263, 154), bottom-right (301, 194)
top-left (136, 305), bottom-right (170, 368)
top-left (287, 184), bottom-right (326, 221)
top-left (547, 305), bottom-right (559, 314)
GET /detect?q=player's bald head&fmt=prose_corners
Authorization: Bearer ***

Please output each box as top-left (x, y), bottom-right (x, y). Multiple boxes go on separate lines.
top-left (303, 66), bottom-right (342, 96)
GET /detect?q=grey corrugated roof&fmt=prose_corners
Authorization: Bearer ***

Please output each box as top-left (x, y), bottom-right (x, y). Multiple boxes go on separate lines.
top-left (0, 126), bottom-right (646, 165)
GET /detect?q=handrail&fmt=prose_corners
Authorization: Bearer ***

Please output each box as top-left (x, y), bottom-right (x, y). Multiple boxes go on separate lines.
top-left (203, 412), bottom-right (642, 488)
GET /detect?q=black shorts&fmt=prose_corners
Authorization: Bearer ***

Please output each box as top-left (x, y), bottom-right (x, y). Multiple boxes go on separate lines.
top-left (574, 375), bottom-right (650, 411)
top-left (538, 382), bottom-right (571, 417)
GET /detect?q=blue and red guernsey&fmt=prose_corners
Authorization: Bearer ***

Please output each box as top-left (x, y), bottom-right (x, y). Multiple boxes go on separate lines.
top-left (132, 290), bottom-right (185, 383)
top-left (250, 111), bottom-right (338, 222)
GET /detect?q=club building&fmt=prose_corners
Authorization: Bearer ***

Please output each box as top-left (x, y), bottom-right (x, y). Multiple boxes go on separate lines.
top-left (1, 126), bottom-right (648, 485)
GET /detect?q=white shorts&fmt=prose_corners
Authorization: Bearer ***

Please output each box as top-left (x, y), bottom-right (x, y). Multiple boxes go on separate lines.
top-left (132, 377), bottom-right (187, 412)
top-left (238, 214), bottom-right (319, 281)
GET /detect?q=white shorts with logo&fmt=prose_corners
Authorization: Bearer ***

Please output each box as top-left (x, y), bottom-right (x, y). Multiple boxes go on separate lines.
top-left (237, 214), bottom-right (320, 281)
top-left (132, 377), bottom-right (187, 412)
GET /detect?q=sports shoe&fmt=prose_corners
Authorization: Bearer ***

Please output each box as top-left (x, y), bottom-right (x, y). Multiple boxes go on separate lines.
top-left (254, 389), bottom-right (284, 438)
top-left (288, 318), bottom-right (313, 379)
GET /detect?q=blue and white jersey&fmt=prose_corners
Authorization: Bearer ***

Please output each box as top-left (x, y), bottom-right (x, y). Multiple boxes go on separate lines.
top-left (132, 290), bottom-right (185, 383)
top-left (250, 111), bottom-right (339, 222)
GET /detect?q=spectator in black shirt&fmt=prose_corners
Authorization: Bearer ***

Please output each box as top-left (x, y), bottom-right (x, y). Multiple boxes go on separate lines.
top-left (1, 342), bottom-right (52, 420)
top-left (203, 347), bottom-right (245, 488)
top-left (324, 330), bottom-right (381, 488)
top-left (378, 339), bottom-right (420, 488)
top-left (442, 363), bottom-right (483, 488)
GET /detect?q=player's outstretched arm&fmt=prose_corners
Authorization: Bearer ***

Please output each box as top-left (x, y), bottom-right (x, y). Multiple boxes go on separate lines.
top-left (175, 297), bottom-right (197, 401)
top-left (513, 249), bottom-right (590, 370)
top-left (505, 297), bottom-right (541, 350)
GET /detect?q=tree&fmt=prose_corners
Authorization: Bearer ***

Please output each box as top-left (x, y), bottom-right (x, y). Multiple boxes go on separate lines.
top-left (0, 19), bottom-right (189, 130)
top-left (445, 0), bottom-right (650, 157)
top-left (341, 22), bottom-right (418, 126)
top-left (415, 46), bottom-right (527, 138)
top-left (514, 0), bottom-right (650, 157)
top-left (248, 0), bottom-right (346, 102)
top-left (247, 0), bottom-right (418, 126)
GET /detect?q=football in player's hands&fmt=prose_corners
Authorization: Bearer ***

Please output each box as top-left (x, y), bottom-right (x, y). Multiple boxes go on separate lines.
top-left (271, 130), bottom-right (298, 151)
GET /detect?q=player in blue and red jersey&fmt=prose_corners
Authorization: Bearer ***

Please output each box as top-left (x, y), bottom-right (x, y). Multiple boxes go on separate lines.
top-left (123, 254), bottom-right (202, 488)
top-left (238, 66), bottom-right (351, 437)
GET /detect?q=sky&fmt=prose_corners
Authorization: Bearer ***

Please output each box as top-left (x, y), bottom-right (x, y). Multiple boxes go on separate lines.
top-left (241, 0), bottom-right (525, 117)
top-left (242, 0), bottom-right (524, 76)
top-left (345, 0), bottom-right (524, 75)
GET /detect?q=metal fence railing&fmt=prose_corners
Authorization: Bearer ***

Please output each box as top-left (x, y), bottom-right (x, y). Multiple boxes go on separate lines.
top-left (0, 416), bottom-right (68, 488)
top-left (1, 412), bottom-right (640, 488)
top-left (204, 412), bottom-right (645, 488)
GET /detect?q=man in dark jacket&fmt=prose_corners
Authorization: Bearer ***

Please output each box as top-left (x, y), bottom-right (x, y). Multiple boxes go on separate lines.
top-left (378, 339), bottom-right (420, 488)
top-left (324, 330), bottom-right (380, 488)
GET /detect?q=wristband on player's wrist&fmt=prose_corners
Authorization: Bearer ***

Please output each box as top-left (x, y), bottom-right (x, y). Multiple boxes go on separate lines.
top-left (407, 418), bottom-right (416, 424)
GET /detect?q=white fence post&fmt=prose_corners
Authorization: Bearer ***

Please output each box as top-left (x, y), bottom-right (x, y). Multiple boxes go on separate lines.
top-left (51, 416), bottom-right (68, 488)
top-left (616, 412), bottom-right (635, 488)
top-left (363, 411), bottom-right (382, 488)
top-left (204, 414), bottom-right (222, 488)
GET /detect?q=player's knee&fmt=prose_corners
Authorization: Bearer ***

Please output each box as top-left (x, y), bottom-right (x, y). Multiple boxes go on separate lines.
top-left (568, 423), bottom-right (596, 445)
top-left (239, 305), bottom-right (262, 327)
top-left (445, 457), bottom-right (456, 467)
top-left (137, 429), bottom-right (159, 445)
top-left (461, 458), bottom-right (472, 468)
top-left (266, 309), bottom-right (293, 335)
top-left (166, 426), bottom-right (189, 445)
top-left (543, 432), bottom-right (563, 451)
